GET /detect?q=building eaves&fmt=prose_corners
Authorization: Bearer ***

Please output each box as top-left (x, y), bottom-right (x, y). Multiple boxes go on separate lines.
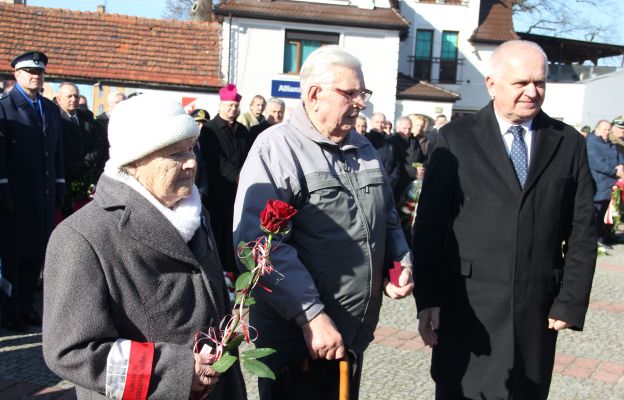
top-left (396, 73), bottom-right (461, 102)
top-left (215, 0), bottom-right (410, 33)
top-left (0, 3), bottom-right (223, 90)
top-left (517, 32), bottom-right (624, 64)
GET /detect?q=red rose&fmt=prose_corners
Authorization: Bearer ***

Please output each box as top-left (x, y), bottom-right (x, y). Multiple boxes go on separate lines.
top-left (260, 200), bottom-right (297, 234)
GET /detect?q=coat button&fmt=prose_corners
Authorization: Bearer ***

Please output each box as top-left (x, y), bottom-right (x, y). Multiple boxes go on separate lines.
top-left (46, 189), bottom-right (50, 194)
top-left (45, 152), bottom-right (49, 156)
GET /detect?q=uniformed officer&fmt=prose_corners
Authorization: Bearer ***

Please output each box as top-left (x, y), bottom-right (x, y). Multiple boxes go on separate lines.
top-left (0, 51), bottom-right (64, 332)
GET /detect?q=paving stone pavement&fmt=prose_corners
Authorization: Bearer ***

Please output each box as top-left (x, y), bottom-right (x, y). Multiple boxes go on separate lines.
top-left (2, 244), bottom-right (623, 399)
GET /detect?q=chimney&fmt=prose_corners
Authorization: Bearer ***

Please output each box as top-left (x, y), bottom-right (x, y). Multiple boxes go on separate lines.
top-left (97, 4), bottom-right (105, 13)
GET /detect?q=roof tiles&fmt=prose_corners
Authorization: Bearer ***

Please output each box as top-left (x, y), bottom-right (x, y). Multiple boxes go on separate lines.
top-left (0, 4), bottom-right (222, 89)
top-left (396, 73), bottom-right (460, 102)
top-left (215, 0), bottom-right (410, 32)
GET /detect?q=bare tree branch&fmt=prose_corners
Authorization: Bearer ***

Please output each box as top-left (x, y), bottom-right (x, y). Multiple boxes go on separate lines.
top-left (163, 0), bottom-right (214, 20)
top-left (512, 0), bottom-right (618, 43)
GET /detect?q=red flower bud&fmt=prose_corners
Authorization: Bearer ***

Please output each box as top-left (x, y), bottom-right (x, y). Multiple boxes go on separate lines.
top-left (259, 200), bottom-right (297, 234)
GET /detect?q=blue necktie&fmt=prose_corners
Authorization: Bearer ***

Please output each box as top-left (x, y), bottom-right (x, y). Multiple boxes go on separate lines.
top-left (509, 125), bottom-right (528, 188)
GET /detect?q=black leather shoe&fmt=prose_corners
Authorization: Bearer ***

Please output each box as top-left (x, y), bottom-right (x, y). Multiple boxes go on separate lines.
top-left (21, 311), bottom-right (42, 326)
top-left (1, 318), bottom-right (28, 333)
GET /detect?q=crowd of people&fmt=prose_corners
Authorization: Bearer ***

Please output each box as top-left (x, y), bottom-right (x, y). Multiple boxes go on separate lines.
top-left (0, 39), bottom-right (608, 400)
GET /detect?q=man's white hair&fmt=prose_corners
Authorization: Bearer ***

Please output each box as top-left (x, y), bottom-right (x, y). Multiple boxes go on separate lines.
top-left (267, 97), bottom-right (285, 110)
top-left (489, 40), bottom-right (549, 78)
top-left (300, 45), bottom-right (362, 97)
top-left (107, 91), bottom-right (127, 103)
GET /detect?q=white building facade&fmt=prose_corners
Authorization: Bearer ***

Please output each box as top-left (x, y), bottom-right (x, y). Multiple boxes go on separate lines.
top-left (215, 0), bottom-right (460, 123)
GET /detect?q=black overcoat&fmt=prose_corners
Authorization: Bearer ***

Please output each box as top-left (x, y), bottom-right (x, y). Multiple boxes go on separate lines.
top-left (413, 103), bottom-right (596, 399)
top-left (198, 115), bottom-right (249, 271)
top-left (0, 88), bottom-right (64, 259)
top-left (60, 109), bottom-right (102, 183)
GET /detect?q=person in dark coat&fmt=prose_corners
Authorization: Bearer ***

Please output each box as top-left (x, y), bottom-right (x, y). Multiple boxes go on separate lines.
top-left (388, 115), bottom-right (427, 202)
top-left (94, 90), bottom-right (126, 132)
top-left (365, 112), bottom-right (400, 191)
top-left (413, 40), bottom-right (597, 400)
top-left (189, 108), bottom-right (210, 200)
top-left (43, 94), bottom-right (246, 400)
top-left (425, 114), bottom-right (448, 153)
top-left (198, 84), bottom-right (250, 273)
top-left (56, 82), bottom-right (104, 216)
top-left (586, 119), bottom-right (624, 245)
top-left (0, 51), bottom-right (64, 332)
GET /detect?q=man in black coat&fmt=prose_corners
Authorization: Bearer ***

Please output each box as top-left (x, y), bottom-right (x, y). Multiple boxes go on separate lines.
top-left (0, 51), bottom-right (65, 332)
top-left (388, 115), bottom-right (427, 202)
top-left (198, 84), bottom-right (249, 273)
top-left (365, 112), bottom-right (400, 192)
top-left (413, 40), bottom-right (596, 400)
top-left (56, 82), bottom-right (104, 216)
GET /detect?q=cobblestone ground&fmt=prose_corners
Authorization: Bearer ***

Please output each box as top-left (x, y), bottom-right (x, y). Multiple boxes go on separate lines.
top-left (2, 245), bottom-right (624, 399)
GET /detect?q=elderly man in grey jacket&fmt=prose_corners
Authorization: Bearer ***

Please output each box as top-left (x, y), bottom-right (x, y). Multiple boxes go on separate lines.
top-left (233, 46), bottom-right (413, 400)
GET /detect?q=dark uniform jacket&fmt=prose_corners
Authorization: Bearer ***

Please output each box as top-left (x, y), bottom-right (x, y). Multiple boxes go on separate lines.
top-left (413, 103), bottom-right (596, 399)
top-left (43, 175), bottom-right (246, 400)
top-left (0, 87), bottom-right (64, 259)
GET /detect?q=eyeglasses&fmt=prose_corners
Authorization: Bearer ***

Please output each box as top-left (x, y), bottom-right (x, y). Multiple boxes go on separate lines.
top-left (20, 68), bottom-right (44, 75)
top-left (324, 86), bottom-right (373, 103)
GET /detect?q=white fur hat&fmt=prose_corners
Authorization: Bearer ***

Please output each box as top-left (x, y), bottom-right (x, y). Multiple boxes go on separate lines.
top-left (107, 94), bottom-right (200, 169)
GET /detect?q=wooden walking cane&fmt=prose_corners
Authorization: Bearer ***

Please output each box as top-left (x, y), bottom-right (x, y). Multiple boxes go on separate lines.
top-left (299, 354), bottom-right (350, 399)
top-left (338, 354), bottom-right (350, 400)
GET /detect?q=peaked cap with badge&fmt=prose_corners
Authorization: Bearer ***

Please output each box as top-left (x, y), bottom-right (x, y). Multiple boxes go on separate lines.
top-left (11, 51), bottom-right (48, 71)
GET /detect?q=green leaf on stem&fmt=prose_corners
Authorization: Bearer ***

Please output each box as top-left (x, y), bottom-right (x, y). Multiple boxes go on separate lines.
top-left (235, 272), bottom-right (253, 292)
top-left (224, 334), bottom-right (246, 351)
top-left (240, 347), bottom-right (276, 360)
top-left (244, 297), bottom-right (256, 306)
top-left (242, 358), bottom-right (276, 380)
top-left (238, 241), bottom-right (256, 271)
top-left (211, 353), bottom-right (238, 373)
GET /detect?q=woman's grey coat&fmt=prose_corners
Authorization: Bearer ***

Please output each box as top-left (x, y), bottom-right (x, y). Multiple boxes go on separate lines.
top-left (43, 175), bottom-right (246, 400)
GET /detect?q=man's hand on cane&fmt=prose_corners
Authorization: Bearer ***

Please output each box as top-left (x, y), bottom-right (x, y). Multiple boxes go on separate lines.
top-left (302, 312), bottom-right (345, 360)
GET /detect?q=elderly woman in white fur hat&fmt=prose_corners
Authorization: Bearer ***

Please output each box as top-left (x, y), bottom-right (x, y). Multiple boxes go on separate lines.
top-left (42, 94), bottom-right (247, 400)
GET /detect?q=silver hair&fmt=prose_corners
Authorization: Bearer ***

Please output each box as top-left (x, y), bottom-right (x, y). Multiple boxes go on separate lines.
top-left (58, 81), bottom-right (79, 94)
top-left (595, 119), bottom-right (611, 129)
top-left (108, 91), bottom-right (127, 103)
top-left (356, 115), bottom-right (367, 122)
top-left (396, 116), bottom-right (412, 126)
top-left (300, 45), bottom-right (362, 97)
top-left (267, 97), bottom-right (285, 111)
top-left (490, 40), bottom-right (548, 78)
top-left (371, 112), bottom-right (386, 121)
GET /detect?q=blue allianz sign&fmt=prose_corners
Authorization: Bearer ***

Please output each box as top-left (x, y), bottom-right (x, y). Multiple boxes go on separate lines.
top-left (271, 80), bottom-right (301, 99)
